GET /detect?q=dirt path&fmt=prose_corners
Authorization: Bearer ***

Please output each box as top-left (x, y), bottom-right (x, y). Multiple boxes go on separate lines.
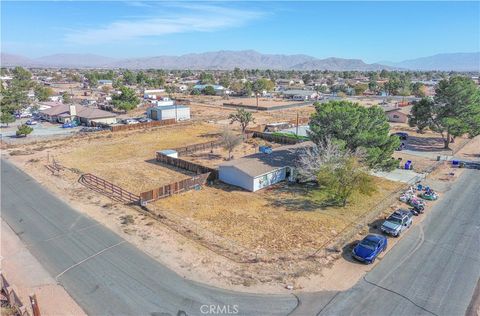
top-left (1, 220), bottom-right (86, 316)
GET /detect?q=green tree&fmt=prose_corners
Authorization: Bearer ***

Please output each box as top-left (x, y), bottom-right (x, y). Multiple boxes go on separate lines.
top-left (252, 78), bottom-right (274, 109)
top-left (308, 101), bottom-right (400, 170)
top-left (122, 70), bottom-right (137, 85)
top-left (112, 86), bottom-right (139, 111)
top-left (34, 85), bottom-right (54, 101)
top-left (317, 157), bottom-right (374, 207)
top-left (408, 76), bottom-right (480, 148)
top-left (199, 72), bottom-right (215, 84)
top-left (85, 72), bottom-right (98, 88)
top-left (62, 92), bottom-right (72, 104)
top-left (16, 124), bottom-right (33, 137)
top-left (229, 108), bottom-right (255, 134)
top-left (202, 85), bottom-right (216, 95)
top-left (0, 112), bottom-right (15, 126)
top-left (408, 98), bottom-right (434, 132)
top-left (411, 82), bottom-right (426, 97)
top-left (354, 83), bottom-right (368, 96)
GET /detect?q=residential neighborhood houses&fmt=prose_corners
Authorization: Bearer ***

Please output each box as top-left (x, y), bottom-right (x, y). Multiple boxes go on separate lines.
top-left (1, 61), bottom-right (479, 316)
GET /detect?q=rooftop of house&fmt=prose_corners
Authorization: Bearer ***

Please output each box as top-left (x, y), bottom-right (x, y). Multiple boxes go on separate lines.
top-left (150, 105), bottom-right (189, 111)
top-left (40, 104), bottom-right (116, 119)
top-left (220, 141), bottom-right (314, 178)
top-left (282, 89), bottom-right (317, 96)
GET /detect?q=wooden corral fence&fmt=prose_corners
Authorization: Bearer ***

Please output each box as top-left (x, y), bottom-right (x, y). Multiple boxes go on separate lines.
top-left (79, 173), bottom-right (140, 204)
top-left (109, 119), bottom-right (176, 132)
top-left (1, 274), bottom-right (31, 316)
top-left (140, 173), bottom-right (210, 202)
top-left (155, 153), bottom-right (218, 180)
top-left (174, 140), bottom-right (224, 156)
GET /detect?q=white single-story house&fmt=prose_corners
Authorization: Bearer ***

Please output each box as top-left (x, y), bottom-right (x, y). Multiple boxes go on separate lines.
top-left (219, 142), bottom-right (313, 192)
top-left (193, 84), bottom-right (228, 96)
top-left (144, 89), bottom-right (165, 99)
top-left (282, 90), bottom-right (318, 101)
top-left (151, 97), bottom-right (174, 107)
top-left (39, 104), bottom-right (117, 125)
top-left (147, 105), bottom-right (190, 121)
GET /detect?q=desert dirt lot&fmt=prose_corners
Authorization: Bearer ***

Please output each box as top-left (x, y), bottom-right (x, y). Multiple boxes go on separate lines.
top-left (150, 177), bottom-right (402, 258)
top-left (51, 123), bottom-right (221, 193)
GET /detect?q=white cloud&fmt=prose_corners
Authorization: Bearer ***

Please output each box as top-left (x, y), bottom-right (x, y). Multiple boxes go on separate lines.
top-left (64, 4), bottom-right (264, 44)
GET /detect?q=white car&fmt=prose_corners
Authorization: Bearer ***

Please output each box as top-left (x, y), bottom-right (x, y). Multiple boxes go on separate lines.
top-left (124, 119), bottom-right (139, 125)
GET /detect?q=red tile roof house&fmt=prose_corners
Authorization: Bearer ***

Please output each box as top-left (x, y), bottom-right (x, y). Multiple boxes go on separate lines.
top-left (40, 104), bottom-right (117, 126)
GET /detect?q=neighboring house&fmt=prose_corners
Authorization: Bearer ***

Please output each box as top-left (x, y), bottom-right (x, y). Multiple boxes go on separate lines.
top-left (144, 89), bottom-right (165, 99)
top-left (219, 142), bottom-right (313, 192)
top-left (40, 104), bottom-right (117, 125)
top-left (192, 84), bottom-right (228, 96)
top-left (384, 108), bottom-right (408, 123)
top-left (151, 97), bottom-right (174, 107)
top-left (147, 105), bottom-right (190, 121)
top-left (98, 80), bottom-right (113, 86)
top-left (282, 90), bottom-right (318, 101)
top-left (49, 95), bottom-right (63, 102)
top-left (37, 101), bottom-right (63, 111)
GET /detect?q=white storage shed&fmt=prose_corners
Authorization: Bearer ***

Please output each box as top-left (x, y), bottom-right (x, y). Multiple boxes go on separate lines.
top-left (147, 105), bottom-right (190, 121)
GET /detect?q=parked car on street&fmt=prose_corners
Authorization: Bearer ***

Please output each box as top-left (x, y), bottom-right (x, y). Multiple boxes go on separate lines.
top-left (62, 121), bottom-right (78, 128)
top-left (394, 132), bottom-right (409, 140)
top-left (25, 120), bottom-right (38, 125)
top-left (138, 117), bottom-right (152, 123)
top-left (381, 209), bottom-right (413, 237)
top-left (352, 234), bottom-right (387, 264)
top-left (123, 118), bottom-right (139, 125)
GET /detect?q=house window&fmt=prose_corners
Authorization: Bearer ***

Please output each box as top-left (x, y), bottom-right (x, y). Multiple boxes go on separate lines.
top-left (393, 115), bottom-right (399, 118)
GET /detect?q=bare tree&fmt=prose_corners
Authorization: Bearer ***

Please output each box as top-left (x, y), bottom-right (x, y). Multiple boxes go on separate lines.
top-left (220, 127), bottom-right (242, 160)
top-left (297, 138), bottom-right (366, 182)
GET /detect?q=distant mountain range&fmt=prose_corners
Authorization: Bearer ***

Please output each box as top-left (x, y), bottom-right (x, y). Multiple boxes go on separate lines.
top-left (1, 50), bottom-right (479, 71)
top-left (379, 52), bottom-right (479, 72)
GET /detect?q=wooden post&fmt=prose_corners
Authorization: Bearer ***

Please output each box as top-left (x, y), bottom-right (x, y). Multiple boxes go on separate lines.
top-left (30, 294), bottom-right (41, 316)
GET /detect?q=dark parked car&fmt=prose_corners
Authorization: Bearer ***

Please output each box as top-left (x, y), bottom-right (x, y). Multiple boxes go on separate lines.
top-left (352, 234), bottom-right (387, 264)
top-left (394, 132), bottom-right (409, 140)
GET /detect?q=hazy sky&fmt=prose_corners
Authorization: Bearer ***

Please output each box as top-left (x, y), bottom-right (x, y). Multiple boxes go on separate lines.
top-left (2, 1), bottom-right (479, 63)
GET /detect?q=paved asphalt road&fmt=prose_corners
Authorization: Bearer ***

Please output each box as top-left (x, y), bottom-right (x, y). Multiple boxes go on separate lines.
top-left (1, 160), bottom-right (297, 316)
top-left (293, 169), bottom-right (480, 316)
top-left (2, 159), bottom-right (479, 316)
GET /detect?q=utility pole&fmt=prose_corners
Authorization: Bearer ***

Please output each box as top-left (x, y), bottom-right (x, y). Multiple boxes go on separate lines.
top-left (296, 111), bottom-right (299, 136)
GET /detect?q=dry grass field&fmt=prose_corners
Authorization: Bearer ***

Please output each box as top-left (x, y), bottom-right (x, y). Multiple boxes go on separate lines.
top-left (56, 123), bottom-right (221, 192)
top-left (151, 177), bottom-right (401, 255)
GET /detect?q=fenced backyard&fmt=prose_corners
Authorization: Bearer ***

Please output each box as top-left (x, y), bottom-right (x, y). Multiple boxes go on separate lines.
top-left (140, 173), bottom-right (210, 202)
top-left (109, 118), bottom-right (176, 132)
top-left (155, 152), bottom-right (219, 180)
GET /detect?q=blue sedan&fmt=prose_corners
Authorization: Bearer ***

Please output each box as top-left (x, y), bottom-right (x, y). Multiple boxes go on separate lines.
top-left (352, 234), bottom-right (387, 264)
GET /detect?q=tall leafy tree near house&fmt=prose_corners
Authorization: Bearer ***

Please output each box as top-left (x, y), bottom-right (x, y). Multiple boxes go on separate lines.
top-left (1, 67), bottom-right (32, 115)
top-left (112, 86), bottom-right (139, 111)
top-left (0, 112), bottom-right (15, 126)
top-left (409, 76), bottom-right (480, 148)
top-left (308, 100), bottom-right (400, 170)
top-left (34, 85), bottom-right (54, 101)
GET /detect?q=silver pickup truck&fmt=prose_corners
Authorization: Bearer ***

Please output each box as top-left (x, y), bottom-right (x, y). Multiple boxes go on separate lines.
top-left (381, 209), bottom-right (413, 237)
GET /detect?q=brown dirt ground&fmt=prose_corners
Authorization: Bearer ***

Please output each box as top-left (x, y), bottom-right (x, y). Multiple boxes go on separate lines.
top-left (151, 177), bottom-right (402, 256)
top-left (55, 123), bottom-right (222, 193)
